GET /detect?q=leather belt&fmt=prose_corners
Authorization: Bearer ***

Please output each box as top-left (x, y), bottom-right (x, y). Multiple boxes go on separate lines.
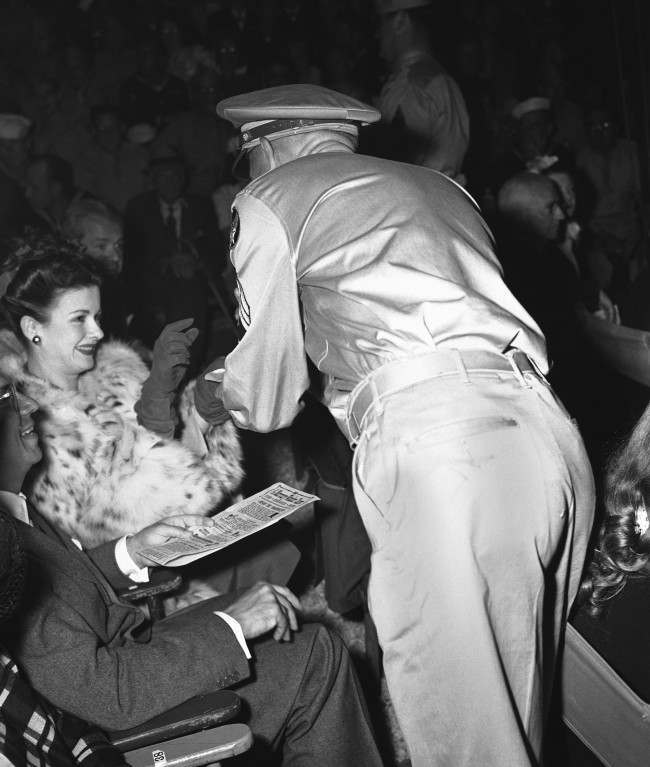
top-left (346, 349), bottom-right (540, 444)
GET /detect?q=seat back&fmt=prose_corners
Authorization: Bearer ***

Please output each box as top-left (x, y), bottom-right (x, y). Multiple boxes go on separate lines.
top-left (561, 623), bottom-right (650, 767)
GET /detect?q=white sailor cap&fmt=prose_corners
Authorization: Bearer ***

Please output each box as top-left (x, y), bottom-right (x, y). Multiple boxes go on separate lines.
top-left (217, 84), bottom-right (381, 150)
top-left (376, 0), bottom-right (431, 13)
top-left (0, 114), bottom-right (31, 141)
top-left (512, 97), bottom-right (551, 120)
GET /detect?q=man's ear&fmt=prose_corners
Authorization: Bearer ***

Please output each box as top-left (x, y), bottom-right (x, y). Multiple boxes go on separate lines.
top-left (19, 316), bottom-right (39, 345)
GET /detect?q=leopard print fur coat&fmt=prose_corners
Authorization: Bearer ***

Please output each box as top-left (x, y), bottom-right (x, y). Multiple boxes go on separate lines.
top-left (0, 329), bottom-right (243, 546)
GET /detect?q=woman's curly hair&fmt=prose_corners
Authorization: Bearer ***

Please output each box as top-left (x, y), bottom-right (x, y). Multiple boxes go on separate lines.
top-left (581, 406), bottom-right (650, 614)
top-left (0, 229), bottom-right (100, 339)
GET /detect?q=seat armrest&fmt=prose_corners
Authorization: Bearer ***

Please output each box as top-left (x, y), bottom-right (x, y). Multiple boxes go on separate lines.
top-left (108, 691), bottom-right (241, 751)
top-left (123, 722), bottom-right (253, 767)
top-left (117, 568), bottom-right (182, 603)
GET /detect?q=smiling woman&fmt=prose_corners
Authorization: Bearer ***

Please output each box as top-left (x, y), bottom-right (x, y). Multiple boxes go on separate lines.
top-left (0, 232), bottom-right (244, 549)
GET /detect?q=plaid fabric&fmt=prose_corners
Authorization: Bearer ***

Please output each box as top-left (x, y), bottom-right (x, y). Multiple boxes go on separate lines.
top-left (0, 649), bottom-right (125, 767)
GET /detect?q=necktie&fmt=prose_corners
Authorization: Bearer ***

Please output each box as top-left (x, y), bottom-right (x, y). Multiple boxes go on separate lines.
top-left (165, 206), bottom-right (177, 241)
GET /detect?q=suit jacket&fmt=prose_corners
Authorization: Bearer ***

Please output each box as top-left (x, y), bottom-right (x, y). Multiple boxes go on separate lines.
top-left (123, 191), bottom-right (224, 371)
top-left (5, 508), bottom-right (249, 731)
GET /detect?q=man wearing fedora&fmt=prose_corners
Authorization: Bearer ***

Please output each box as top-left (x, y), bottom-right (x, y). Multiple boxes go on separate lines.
top-left (193, 83), bottom-right (595, 766)
top-left (376, 0), bottom-right (469, 180)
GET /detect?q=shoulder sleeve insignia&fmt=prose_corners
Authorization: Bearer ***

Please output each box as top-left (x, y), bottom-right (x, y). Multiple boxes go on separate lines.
top-left (235, 275), bottom-right (251, 331)
top-left (230, 208), bottom-right (240, 250)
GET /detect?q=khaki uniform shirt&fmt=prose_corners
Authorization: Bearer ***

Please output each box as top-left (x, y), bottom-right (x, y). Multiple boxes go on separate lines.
top-left (379, 50), bottom-right (470, 178)
top-left (220, 150), bottom-right (547, 439)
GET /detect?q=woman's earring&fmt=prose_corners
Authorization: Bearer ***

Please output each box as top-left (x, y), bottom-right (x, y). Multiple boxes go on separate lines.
top-left (32, 335), bottom-right (41, 345)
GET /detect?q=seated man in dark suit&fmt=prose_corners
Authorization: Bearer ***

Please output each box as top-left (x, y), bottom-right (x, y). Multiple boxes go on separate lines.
top-left (0, 510), bottom-right (127, 767)
top-left (0, 383), bottom-right (381, 766)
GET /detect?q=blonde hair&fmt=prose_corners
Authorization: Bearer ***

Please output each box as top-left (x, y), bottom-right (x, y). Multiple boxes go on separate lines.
top-left (63, 198), bottom-right (121, 241)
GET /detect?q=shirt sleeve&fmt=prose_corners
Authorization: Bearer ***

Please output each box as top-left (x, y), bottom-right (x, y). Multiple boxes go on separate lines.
top-left (0, 491), bottom-right (29, 524)
top-left (220, 193), bottom-right (310, 432)
top-left (114, 536), bottom-right (150, 583)
top-left (214, 612), bottom-right (251, 659)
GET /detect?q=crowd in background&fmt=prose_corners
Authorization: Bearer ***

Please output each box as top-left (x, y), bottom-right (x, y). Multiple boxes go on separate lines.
top-left (0, 0), bottom-right (647, 401)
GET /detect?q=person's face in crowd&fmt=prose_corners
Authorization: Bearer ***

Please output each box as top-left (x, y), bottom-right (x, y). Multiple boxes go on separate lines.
top-left (217, 35), bottom-right (240, 78)
top-left (80, 216), bottom-right (124, 276)
top-left (193, 69), bottom-right (220, 114)
top-left (25, 161), bottom-right (56, 213)
top-left (93, 111), bottom-right (122, 152)
top-left (160, 20), bottom-right (182, 53)
top-left (548, 171), bottom-right (576, 219)
top-left (282, 0), bottom-right (301, 20)
top-left (231, 0), bottom-right (249, 26)
top-left (22, 286), bottom-right (104, 382)
top-left (0, 383), bottom-right (42, 482)
top-left (152, 162), bottom-right (186, 204)
top-left (588, 110), bottom-right (616, 153)
top-left (34, 78), bottom-right (61, 116)
top-left (528, 181), bottom-right (566, 242)
top-left (517, 110), bottom-right (554, 161)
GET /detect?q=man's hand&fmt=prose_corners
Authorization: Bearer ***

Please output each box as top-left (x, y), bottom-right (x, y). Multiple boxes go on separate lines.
top-left (149, 318), bottom-right (200, 396)
top-left (194, 356), bottom-right (230, 425)
top-left (126, 515), bottom-right (215, 568)
top-left (223, 582), bottom-right (301, 642)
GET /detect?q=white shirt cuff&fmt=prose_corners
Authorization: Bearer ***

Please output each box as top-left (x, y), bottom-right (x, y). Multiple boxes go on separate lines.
top-left (0, 491), bottom-right (30, 524)
top-left (215, 612), bottom-right (251, 660)
top-left (115, 536), bottom-right (150, 583)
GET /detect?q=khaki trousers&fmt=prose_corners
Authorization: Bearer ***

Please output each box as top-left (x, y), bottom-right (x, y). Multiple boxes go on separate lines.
top-left (351, 366), bottom-right (595, 766)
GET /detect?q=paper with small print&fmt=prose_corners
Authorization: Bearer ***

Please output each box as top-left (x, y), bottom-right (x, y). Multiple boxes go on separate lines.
top-left (138, 483), bottom-right (318, 567)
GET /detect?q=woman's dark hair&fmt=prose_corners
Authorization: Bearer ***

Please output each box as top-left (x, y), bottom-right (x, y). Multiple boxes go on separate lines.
top-left (581, 405), bottom-right (650, 614)
top-left (0, 231), bottom-right (101, 340)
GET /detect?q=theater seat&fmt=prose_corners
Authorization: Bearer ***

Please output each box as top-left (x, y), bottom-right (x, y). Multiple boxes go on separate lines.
top-left (120, 723), bottom-right (252, 767)
top-left (108, 690), bottom-right (252, 766)
top-left (117, 567), bottom-right (183, 620)
top-left (561, 623), bottom-right (650, 767)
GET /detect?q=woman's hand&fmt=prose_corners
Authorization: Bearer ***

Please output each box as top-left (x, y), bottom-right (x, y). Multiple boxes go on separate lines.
top-left (149, 318), bottom-right (200, 396)
top-left (135, 318), bottom-right (199, 437)
top-left (126, 514), bottom-right (215, 568)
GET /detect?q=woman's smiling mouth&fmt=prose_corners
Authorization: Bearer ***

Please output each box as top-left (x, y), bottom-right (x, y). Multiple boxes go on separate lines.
top-left (76, 344), bottom-right (98, 356)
